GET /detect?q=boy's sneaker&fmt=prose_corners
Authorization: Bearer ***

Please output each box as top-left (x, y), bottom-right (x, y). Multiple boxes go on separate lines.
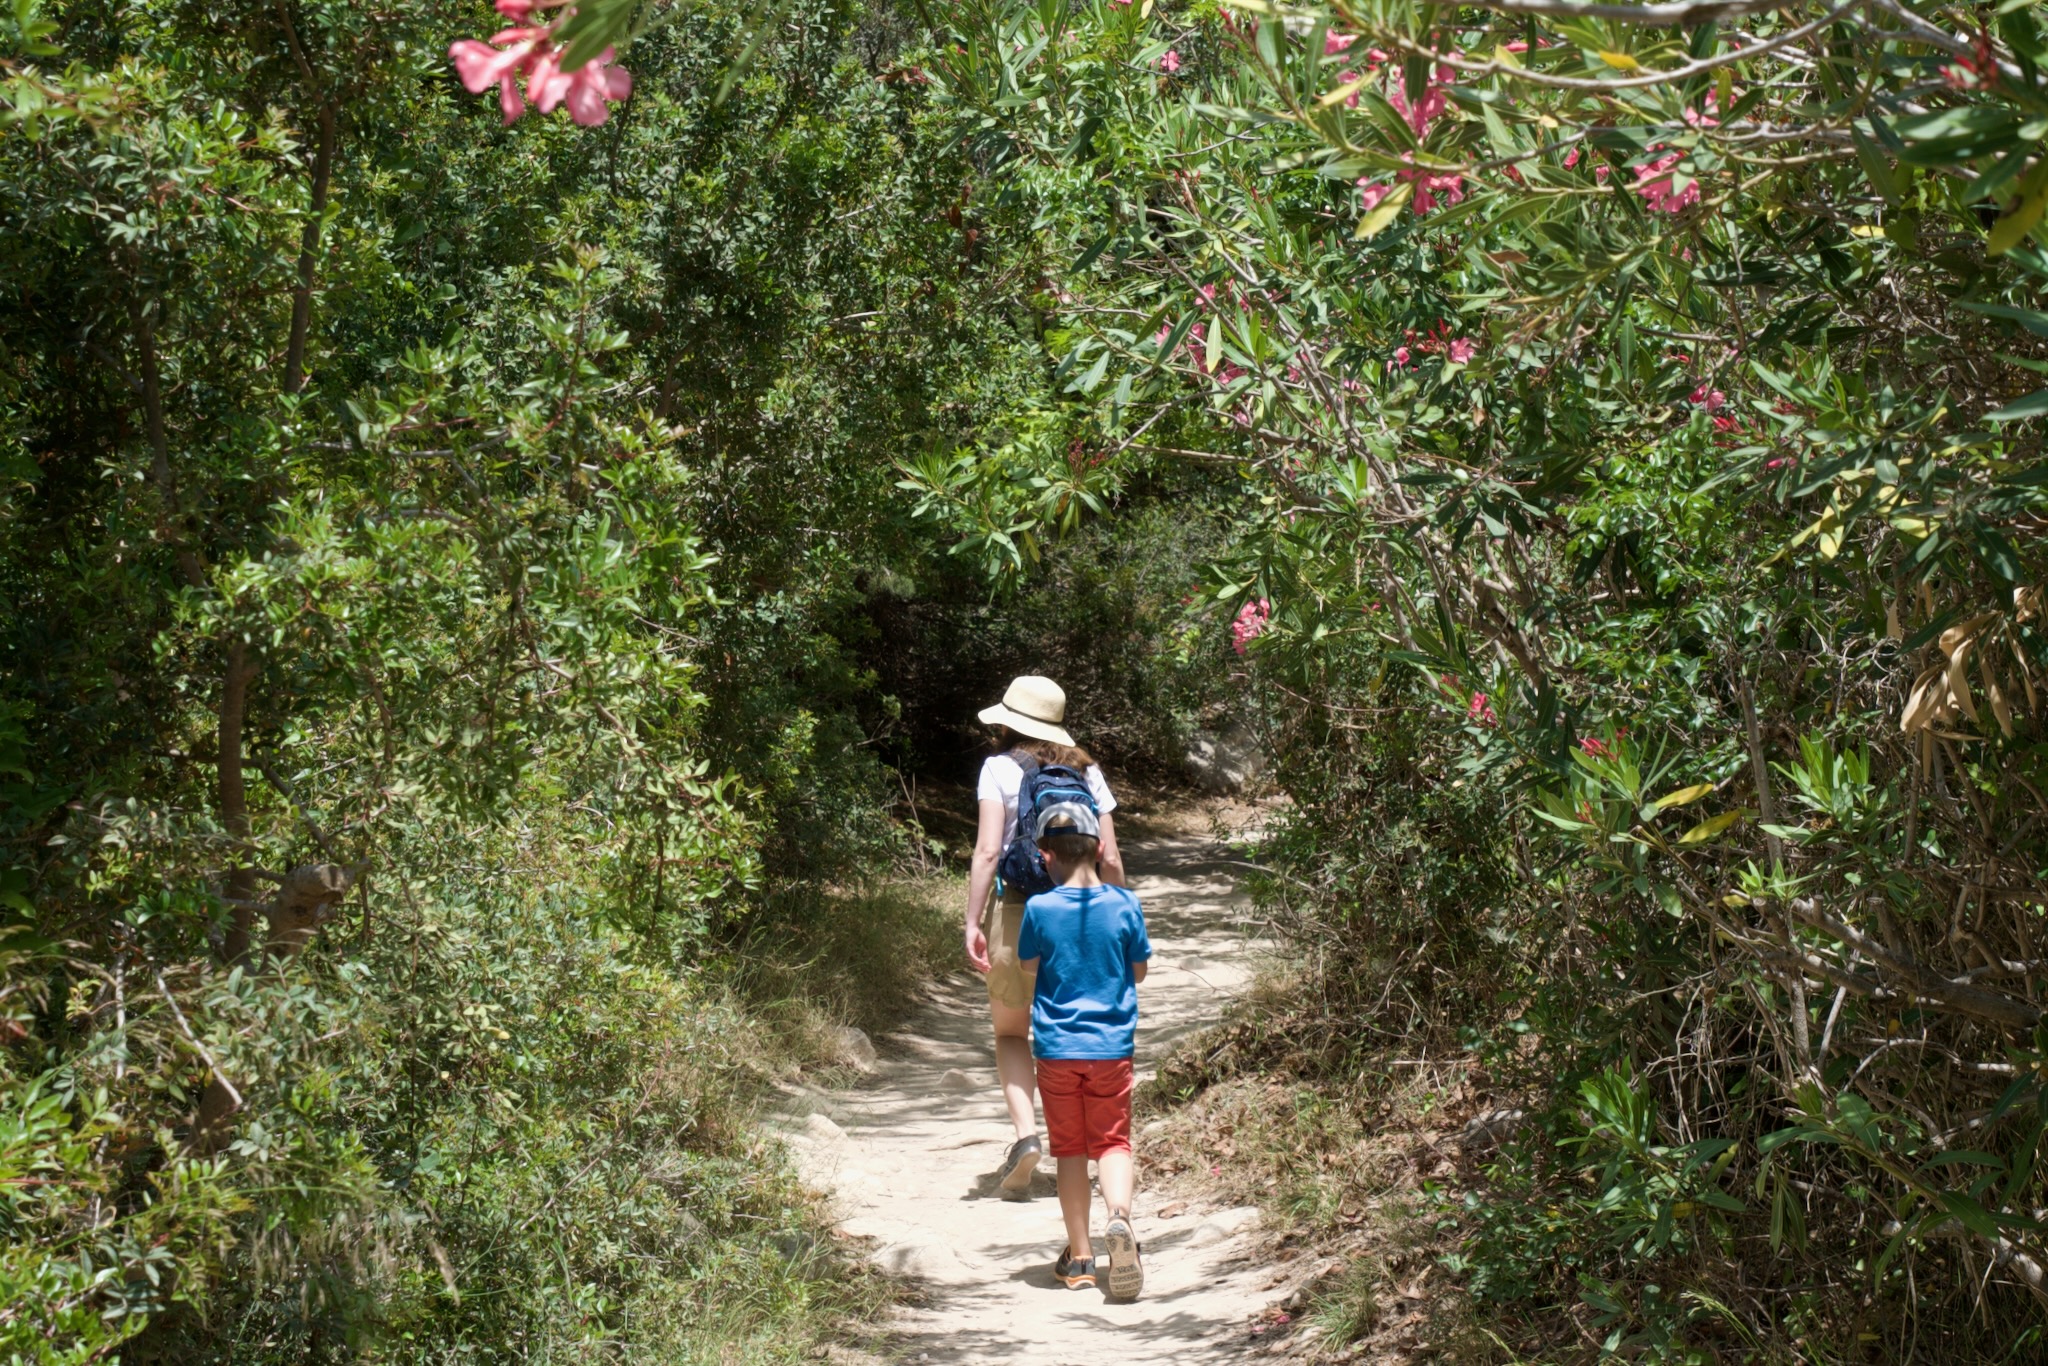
top-left (1101, 1214), bottom-right (1143, 1301)
top-left (1053, 1247), bottom-right (1096, 1289)
top-left (996, 1134), bottom-right (1041, 1194)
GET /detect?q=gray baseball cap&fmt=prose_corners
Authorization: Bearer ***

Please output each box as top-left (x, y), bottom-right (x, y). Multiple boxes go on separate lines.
top-left (1034, 800), bottom-right (1101, 840)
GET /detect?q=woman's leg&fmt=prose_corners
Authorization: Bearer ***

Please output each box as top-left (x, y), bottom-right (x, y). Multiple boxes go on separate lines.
top-left (990, 1000), bottom-right (1037, 1138)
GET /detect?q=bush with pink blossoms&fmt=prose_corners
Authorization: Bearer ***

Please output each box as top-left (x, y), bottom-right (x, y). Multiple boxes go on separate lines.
top-left (1231, 597), bottom-right (1272, 654)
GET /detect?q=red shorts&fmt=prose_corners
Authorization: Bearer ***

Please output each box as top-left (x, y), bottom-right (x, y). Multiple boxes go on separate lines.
top-left (1036, 1058), bottom-right (1134, 1160)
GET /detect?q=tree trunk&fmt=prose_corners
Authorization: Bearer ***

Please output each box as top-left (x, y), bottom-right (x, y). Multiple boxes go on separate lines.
top-left (283, 101), bottom-right (336, 396)
top-left (218, 640), bottom-right (260, 962)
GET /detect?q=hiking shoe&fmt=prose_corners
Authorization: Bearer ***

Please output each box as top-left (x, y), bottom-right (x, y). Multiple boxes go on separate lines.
top-left (1101, 1214), bottom-right (1143, 1301)
top-left (996, 1134), bottom-right (1041, 1194)
top-left (1053, 1247), bottom-right (1096, 1290)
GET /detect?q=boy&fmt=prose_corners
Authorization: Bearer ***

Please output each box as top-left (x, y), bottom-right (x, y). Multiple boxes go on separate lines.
top-left (1015, 798), bottom-right (1152, 1301)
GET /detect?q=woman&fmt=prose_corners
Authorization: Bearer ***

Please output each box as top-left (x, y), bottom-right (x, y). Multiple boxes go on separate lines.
top-left (964, 675), bottom-right (1127, 1194)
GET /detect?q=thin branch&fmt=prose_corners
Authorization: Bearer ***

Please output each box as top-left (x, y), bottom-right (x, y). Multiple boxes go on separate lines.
top-left (155, 971), bottom-right (243, 1118)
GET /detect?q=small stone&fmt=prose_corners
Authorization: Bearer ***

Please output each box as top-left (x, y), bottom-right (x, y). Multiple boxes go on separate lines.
top-left (1456, 1106), bottom-right (1527, 1153)
top-left (1189, 1205), bottom-right (1261, 1247)
top-left (939, 1068), bottom-right (978, 1092)
top-left (1157, 1200), bottom-right (1188, 1219)
top-left (770, 1230), bottom-right (817, 1262)
top-left (805, 1112), bottom-right (846, 1141)
top-left (833, 1025), bottom-right (878, 1072)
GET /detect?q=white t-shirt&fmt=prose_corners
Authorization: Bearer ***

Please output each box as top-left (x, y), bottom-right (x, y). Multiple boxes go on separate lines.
top-left (976, 754), bottom-right (1118, 847)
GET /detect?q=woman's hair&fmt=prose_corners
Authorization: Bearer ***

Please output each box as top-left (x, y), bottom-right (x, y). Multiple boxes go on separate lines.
top-left (994, 726), bottom-right (1095, 770)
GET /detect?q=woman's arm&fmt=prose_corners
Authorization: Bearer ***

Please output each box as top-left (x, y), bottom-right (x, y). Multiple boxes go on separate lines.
top-left (1132, 960), bottom-right (1148, 983)
top-left (964, 797), bottom-right (1006, 972)
top-left (1097, 810), bottom-right (1128, 888)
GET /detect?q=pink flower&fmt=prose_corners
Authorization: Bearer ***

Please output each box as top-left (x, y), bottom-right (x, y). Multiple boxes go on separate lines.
top-left (1688, 383), bottom-right (1725, 412)
top-left (1390, 345), bottom-right (1412, 368)
top-left (534, 47), bottom-right (632, 126)
top-left (1231, 598), bottom-right (1272, 655)
top-left (1397, 154), bottom-right (1464, 214)
top-left (1336, 69), bottom-right (1362, 107)
top-left (1578, 737), bottom-right (1612, 759)
top-left (1160, 48), bottom-right (1182, 73)
top-left (449, 18), bottom-right (631, 127)
top-left (451, 37), bottom-right (534, 114)
top-left (1634, 151), bottom-right (1699, 214)
top-left (1388, 81), bottom-right (1448, 139)
top-left (1594, 162), bottom-right (1611, 183)
top-left (1366, 48), bottom-right (1390, 65)
top-left (1324, 31), bottom-right (1355, 56)
top-left (1446, 337), bottom-right (1477, 364)
top-left (1563, 146), bottom-right (1580, 168)
top-left (1503, 40), bottom-right (1529, 53)
top-left (1467, 692), bottom-right (1498, 727)
top-left (1713, 415), bottom-right (1739, 432)
top-left (1357, 179), bottom-right (1391, 212)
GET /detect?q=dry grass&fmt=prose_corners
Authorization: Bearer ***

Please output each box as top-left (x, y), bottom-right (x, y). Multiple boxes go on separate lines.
top-left (1135, 965), bottom-right (1520, 1364)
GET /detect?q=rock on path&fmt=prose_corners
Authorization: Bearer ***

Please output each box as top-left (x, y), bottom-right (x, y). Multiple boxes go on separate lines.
top-left (783, 830), bottom-right (1288, 1365)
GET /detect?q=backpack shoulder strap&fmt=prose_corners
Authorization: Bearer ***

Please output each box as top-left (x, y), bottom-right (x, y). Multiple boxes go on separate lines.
top-left (1006, 749), bottom-right (1042, 780)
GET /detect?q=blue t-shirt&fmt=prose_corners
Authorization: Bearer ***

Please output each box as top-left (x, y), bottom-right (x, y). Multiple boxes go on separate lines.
top-left (1016, 884), bottom-right (1152, 1060)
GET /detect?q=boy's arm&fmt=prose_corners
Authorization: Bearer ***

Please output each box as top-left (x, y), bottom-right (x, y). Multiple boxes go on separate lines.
top-left (1126, 891), bottom-right (1153, 983)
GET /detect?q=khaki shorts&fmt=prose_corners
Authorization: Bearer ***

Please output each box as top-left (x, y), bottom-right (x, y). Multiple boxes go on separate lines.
top-left (985, 890), bottom-right (1035, 1010)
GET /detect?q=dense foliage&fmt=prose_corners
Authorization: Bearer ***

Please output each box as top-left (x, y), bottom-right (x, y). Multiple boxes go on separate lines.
top-left (0, 0), bottom-right (1055, 1357)
top-left (16, 0), bottom-right (2048, 1356)
top-left (903, 0), bottom-right (2048, 1357)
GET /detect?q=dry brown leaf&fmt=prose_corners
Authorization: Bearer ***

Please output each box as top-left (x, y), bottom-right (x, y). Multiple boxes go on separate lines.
top-left (1947, 642), bottom-right (1980, 725)
top-left (1886, 598), bottom-right (1904, 641)
top-left (1901, 666), bottom-right (1947, 734)
top-left (1939, 612), bottom-right (1997, 656)
top-left (1980, 648), bottom-right (2014, 737)
top-left (2015, 637), bottom-right (2040, 715)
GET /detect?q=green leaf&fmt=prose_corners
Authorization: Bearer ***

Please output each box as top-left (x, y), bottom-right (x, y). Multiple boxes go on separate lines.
top-left (1922, 1149), bottom-right (2006, 1168)
top-left (1984, 386), bottom-right (2048, 422)
top-left (1355, 181), bottom-right (1413, 240)
top-left (1939, 1191), bottom-right (2002, 1240)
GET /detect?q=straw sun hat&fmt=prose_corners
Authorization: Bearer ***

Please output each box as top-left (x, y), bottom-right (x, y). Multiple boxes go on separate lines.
top-left (978, 675), bottom-right (1077, 748)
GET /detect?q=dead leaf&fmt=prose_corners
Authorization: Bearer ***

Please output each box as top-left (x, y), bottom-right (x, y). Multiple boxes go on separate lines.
top-left (1939, 612), bottom-right (1997, 656)
top-left (1901, 665), bottom-right (1947, 733)
top-left (1947, 641), bottom-right (1980, 724)
top-left (1984, 650), bottom-right (2015, 737)
top-left (1158, 1201), bottom-right (1188, 1219)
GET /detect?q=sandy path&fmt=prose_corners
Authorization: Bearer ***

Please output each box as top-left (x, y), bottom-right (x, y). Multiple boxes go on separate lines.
top-left (784, 828), bottom-right (1284, 1365)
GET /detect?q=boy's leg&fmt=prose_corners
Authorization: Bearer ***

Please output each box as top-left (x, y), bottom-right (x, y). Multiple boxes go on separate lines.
top-left (1084, 1060), bottom-right (1144, 1301)
top-left (1096, 1147), bottom-right (1135, 1220)
top-left (1056, 1156), bottom-right (1094, 1261)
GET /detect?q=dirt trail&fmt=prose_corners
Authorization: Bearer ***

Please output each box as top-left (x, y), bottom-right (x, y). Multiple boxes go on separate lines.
top-left (783, 826), bottom-right (1287, 1364)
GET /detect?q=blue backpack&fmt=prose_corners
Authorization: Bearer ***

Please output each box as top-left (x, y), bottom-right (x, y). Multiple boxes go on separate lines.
top-left (996, 751), bottom-right (1099, 897)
